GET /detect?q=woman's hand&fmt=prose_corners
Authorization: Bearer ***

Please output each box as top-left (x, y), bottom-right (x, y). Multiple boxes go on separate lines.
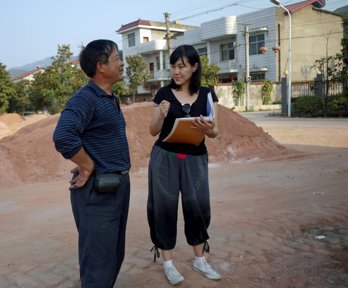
top-left (158, 100), bottom-right (170, 118)
top-left (150, 100), bottom-right (171, 136)
top-left (192, 115), bottom-right (218, 138)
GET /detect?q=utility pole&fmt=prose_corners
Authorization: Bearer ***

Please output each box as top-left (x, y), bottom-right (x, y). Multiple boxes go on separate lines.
top-left (164, 12), bottom-right (172, 55)
top-left (245, 25), bottom-right (250, 111)
top-left (324, 36), bottom-right (329, 117)
top-left (270, 0), bottom-right (292, 117)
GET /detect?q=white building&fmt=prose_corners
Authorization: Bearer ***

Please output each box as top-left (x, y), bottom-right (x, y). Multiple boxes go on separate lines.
top-left (117, 19), bottom-right (196, 93)
top-left (11, 66), bottom-right (45, 83)
top-left (117, 0), bottom-right (343, 94)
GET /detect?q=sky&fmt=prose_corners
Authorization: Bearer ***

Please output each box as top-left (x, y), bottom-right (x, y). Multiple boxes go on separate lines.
top-left (0, 0), bottom-right (346, 69)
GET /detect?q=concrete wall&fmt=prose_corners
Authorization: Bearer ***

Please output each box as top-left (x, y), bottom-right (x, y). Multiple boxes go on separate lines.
top-left (215, 82), bottom-right (282, 110)
top-left (275, 6), bottom-right (343, 82)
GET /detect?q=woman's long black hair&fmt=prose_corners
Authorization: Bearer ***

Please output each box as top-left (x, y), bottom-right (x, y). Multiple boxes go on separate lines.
top-left (169, 45), bottom-right (201, 95)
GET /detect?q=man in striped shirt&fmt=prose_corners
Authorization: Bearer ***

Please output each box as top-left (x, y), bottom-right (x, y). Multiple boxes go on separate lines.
top-left (53, 39), bottom-right (130, 288)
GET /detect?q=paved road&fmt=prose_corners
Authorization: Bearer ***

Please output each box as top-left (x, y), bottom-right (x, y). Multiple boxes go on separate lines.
top-left (240, 111), bottom-right (348, 128)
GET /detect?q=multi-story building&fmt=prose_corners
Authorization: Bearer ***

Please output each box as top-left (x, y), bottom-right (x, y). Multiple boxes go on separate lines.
top-left (117, 19), bottom-right (196, 93)
top-left (117, 0), bottom-right (343, 94)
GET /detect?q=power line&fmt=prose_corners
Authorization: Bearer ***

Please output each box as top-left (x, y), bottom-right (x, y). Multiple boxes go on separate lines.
top-left (116, 16), bottom-right (343, 53)
top-left (115, 0), bottom-right (344, 64)
top-left (113, 0), bottom-right (345, 47)
top-left (170, 0), bottom-right (233, 18)
top-left (175, 0), bottom-right (255, 22)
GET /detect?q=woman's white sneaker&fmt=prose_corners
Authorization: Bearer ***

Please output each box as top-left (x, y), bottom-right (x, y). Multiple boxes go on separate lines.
top-left (164, 265), bottom-right (184, 285)
top-left (192, 258), bottom-right (221, 280)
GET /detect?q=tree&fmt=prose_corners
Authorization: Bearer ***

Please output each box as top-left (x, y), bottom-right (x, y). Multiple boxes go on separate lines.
top-left (8, 79), bottom-right (31, 114)
top-left (29, 45), bottom-right (87, 113)
top-left (341, 14), bottom-right (348, 95)
top-left (112, 81), bottom-right (130, 104)
top-left (313, 14), bottom-right (348, 116)
top-left (126, 55), bottom-right (151, 103)
top-left (200, 56), bottom-right (220, 87)
top-left (0, 63), bottom-right (15, 113)
top-left (28, 70), bottom-right (53, 113)
top-left (314, 52), bottom-right (347, 117)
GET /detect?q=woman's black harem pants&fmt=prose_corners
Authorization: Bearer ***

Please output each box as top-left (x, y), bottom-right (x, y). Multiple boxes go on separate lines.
top-left (147, 145), bottom-right (211, 250)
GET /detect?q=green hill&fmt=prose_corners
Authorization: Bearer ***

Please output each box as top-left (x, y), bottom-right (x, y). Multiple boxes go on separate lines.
top-left (334, 5), bottom-right (348, 18)
top-left (334, 5), bottom-right (348, 39)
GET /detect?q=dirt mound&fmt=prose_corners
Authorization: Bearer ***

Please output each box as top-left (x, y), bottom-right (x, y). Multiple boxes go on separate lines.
top-left (124, 103), bottom-right (293, 165)
top-left (0, 113), bottom-right (25, 126)
top-left (0, 113), bottom-right (51, 138)
top-left (0, 121), bottom-right (11, 139)
top-left (0, 115), bottom-right (73, 187)
top-left (0, 113), bottom-right (24, 139)
top-left (0, 103), bottom-right (296, 188)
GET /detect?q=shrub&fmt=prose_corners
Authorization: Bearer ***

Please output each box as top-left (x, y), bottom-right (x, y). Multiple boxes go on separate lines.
top-left (327, 94), bottom-right (348, 116)
top-left (261, 80), bottom-right (273, 105)
top-left (232, 80), bottom-right (245, 106)
top-left (293, 96), bottom-right (322, 117)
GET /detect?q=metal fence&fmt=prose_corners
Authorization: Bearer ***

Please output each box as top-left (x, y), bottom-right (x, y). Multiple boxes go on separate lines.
top-left (291, 81), bottom-right (315, 97)
top-left (291, 78), bottom-right (347, 98)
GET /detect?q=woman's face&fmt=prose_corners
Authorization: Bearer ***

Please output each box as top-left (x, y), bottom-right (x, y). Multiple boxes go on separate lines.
top-left (170, 56), bottom-right (197, 87)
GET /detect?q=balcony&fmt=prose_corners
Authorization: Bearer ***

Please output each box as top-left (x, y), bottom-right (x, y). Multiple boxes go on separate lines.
top-left (201, 16), bottom-right (237, 41)
top-left (136, 39), bottom-right (167, 54)
top-left (152, 69), bottom-right (171, 81)
top-left (217, 60), bottom-right (238, 74)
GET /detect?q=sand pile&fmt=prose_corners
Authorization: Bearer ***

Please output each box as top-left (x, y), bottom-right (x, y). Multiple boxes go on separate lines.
top-left (0, 113), bottom-right (25, 126)
top-left (0, 103), bottom-right (294, 187)
top-left (0, 113), bottom-right (51, 139)
top-left (0, 113), bottom-right (24, 139)
top-left (0, 121), bottom-right (11, 139)
top-left (123, 102), bottom-right (291, 165)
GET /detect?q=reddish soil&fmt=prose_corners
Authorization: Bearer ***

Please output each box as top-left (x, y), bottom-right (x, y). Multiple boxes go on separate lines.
top-left (0, 105), bottom-right (347, 288)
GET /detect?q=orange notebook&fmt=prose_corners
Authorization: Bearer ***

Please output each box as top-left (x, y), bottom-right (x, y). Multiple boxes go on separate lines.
top-left (163, 117), bottom-right (206, 146)
top-left (163, 92), bottom-right (215, 146)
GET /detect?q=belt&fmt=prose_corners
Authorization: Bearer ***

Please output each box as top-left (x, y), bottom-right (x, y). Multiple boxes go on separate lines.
top-left (113, 170), bottom-right (129, 175)
top-left (168, 152), bottom-right (192, 159)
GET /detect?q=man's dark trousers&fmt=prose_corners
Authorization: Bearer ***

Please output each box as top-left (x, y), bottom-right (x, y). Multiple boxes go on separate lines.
top-left (70, 173), bottom-right (130, 288)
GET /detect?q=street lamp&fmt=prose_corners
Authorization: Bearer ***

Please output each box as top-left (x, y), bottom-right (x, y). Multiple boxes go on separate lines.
top-left (270, 0), bottom-right (292, 117)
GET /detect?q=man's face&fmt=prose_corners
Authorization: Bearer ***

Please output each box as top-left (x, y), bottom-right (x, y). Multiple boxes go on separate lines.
top-left (104, 49), bottom-right (124, 83)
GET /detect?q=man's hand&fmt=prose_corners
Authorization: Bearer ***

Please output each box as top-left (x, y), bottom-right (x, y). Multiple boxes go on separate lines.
top-left (69, 147), bottom-right (95, 189)
top-left (69, 166), bottom-right (93, 189)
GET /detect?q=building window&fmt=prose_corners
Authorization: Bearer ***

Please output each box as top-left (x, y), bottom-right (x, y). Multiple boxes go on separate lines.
top-left (249, 34), bottom-right (265, 55)
top-left (250, 72), bottom-right (266, 81)
top-left (155, 56), bottom-right (166, 70)
top-left (220, 43), bottom-right (235, 61)
top-left (197, 47), bottom-right (207, 56)
top-left (155, 57), bottom-right (160, 70)
top-left (128, 32), bottom-right (135, 47)
top-left (149, 63), bottom-right (154, 78)
top-left (143, 36), bottom-right (149, 43)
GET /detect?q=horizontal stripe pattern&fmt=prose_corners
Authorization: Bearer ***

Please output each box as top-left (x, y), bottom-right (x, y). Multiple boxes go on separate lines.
top-left (53, 81), bottom-right (130, 174)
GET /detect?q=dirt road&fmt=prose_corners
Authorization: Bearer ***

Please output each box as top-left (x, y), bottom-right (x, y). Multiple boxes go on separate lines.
top-left (1, 114), bottom-right (347, 288)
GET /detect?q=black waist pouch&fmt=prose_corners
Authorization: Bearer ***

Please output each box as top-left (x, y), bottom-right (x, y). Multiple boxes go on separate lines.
top-left (94, 173), bottom-right (122, 193)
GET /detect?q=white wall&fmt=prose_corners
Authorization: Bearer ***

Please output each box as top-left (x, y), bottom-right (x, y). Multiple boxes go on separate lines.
top-left (237, 7), bottom-right (277, 81)
top-left (215, 82), bottom-right (281, 109)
